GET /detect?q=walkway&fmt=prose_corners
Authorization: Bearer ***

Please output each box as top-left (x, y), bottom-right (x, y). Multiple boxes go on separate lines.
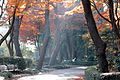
top-left (18, 66), bottom-right (87, 80)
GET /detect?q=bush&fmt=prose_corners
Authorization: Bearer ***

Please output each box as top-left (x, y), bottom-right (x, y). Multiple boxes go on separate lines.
top-left (52, 64), bottom-right (71, 69)
top-left (0, 57), bottom-right (33, 70)
top-left (0, 71), bottom-right (12, 79)
top-left (85, 66), bottom-right (120, 80)
top-left (100, 72), bottom-right (120, 80)
top-left (62, 60), bottom-right (97, 66)
top-left (85, 66), bottom-right (101, 80)
top-left (17, 58), bottom-right (26, 70)
top-left (21, 69), bottom-right (39, 75)
top-left (25, 59), bottom-right (32, 67)
top-left (87, 54), bottom-right (96, 61)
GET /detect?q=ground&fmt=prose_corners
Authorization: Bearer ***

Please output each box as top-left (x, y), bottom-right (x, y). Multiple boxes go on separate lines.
top-left (17, 66), bottom-right (87, 80)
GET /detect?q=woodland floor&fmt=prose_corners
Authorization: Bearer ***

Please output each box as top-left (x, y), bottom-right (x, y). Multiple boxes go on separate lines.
top-left (16, 66), bottom-right (87, 80)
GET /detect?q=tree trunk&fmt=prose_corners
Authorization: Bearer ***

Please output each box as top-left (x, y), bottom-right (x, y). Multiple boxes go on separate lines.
top-left (49, 17), bottom-right (61, 66)
top-left (82, 0), bottom-right (109, 72)
top-left (37, 5), bottom-right (50, 70)
top-left (13, 16), bottom-right (23, 57)
top-left (7, 33), bottom-right (14, 56)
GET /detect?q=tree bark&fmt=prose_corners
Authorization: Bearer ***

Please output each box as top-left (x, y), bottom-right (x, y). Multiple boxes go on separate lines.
top-left (82, 0), bottom-right (109, 72)
top-left (37, 3), bottom-right (50, 70)
top-left (13, 16), bottom-right (23, 57)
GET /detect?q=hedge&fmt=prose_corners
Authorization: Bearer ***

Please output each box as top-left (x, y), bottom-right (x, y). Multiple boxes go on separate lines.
top-left (0, 57), bottom-right (32, 70)
top-left (85, 66), bottom-right (101, 80)
top-left (85, 66), bottom-right (120, 80)
top-left (62, 60), bottom-right (97, 66)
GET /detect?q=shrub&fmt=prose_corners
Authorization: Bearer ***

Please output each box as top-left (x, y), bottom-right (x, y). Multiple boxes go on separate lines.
top-left (17, 58), bottom-right (26, 71)
top-left (100, 72), bottom-right (120, 80)
top-left (22, 69), bottom-right (39, 75)
top-left (24, 59), bottom-right (32, 68)
top-left (0, 57), bottom-right (32, 70)
top-left (85, 66), bottom-right (101, 80)
top-left (52, 64), bottom-right (71, 69)
top-left (87, 54), bottom-right (96, 61)
top-left (85, 66), bottom-right (120, 80)
top-left (0, 71), bottom-right (12, 79)
top-left (62, 60), bottom-right (97, 66)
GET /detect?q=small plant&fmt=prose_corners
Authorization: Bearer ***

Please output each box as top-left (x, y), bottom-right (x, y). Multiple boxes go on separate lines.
top-left (0, 71), bottom-right (12, 79)
top-left (52, 64), bottom-right (71, 69)
top-left (17, 58), bottom-right (26, 71)
top-left (23, 69), bottom-right (39, 75)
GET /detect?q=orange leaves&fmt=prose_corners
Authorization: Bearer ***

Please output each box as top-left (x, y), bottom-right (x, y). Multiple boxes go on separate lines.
top-left (65, 6), bottom-right (84, 15)
top-left (7, 0), bottom-right (33, 16)
top-left (50, 0), bottom-right (65, 2)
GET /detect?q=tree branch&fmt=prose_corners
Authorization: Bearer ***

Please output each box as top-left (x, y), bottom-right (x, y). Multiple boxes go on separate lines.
top-left (91, 1), bottom-right (112, 23)
top-left (65, 0), bottom-right (80, 11)
top-left (115, 0), bottom-right (119, 28)
top-left (0, 33), bottom-right (8, 46)
top-left (0, 6), bottom-right (17, 46)
top-left (0, 0), bottom-right (4, 18)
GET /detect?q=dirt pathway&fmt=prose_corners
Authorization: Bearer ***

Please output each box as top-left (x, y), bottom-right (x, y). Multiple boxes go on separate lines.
top-left (17, 66), bottom-right (87, 80)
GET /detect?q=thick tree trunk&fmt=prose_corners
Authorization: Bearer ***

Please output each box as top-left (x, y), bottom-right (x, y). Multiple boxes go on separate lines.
top-left (13, 16), bottom-right (23, 57)
top-left (37, 8), bottom-right (50, 70)
top-left (82, 0), bottom-right (108, 72)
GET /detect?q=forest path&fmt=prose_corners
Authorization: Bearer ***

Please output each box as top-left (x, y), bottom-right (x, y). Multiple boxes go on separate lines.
top-left (17, 66), bottom-right (87, 80)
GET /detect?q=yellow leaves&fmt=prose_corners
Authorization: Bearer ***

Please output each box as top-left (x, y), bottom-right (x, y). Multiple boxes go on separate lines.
top-left (7, 0), bottom-right (33, 16)
top-left (82, 34), bottom-right (89, 38)
top-left (65, 6), bottom-right (84, 15)
top-left (65, 1), bottom-right (84, 15)
top-left (50, 0), bottom-right (65, 2)
top-left (113, 51), bottom-right (117, 54)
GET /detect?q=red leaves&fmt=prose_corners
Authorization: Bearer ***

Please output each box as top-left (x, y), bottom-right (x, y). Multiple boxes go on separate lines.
top-left (74, 75), bottom-right (86, 80)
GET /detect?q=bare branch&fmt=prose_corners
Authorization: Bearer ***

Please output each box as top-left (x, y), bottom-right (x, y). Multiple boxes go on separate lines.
top-left (0, 0), bottom-right (5, 18)
top-left (65, 0), bottom-right (80, 11)
top-left (0, 33), bottom-right (8, 45)
top-left (91, 1), bottom-right (112, 23)
top-left (0, 6), bottom-right (17, 46)
top-left (115, 0), bottom-right (119, 28)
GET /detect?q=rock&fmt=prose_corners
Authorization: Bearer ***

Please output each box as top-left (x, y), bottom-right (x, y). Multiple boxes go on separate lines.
top-left (0, 65), bottom-right (7, 71)
top-left (0, 76), bottom-right (4, 80)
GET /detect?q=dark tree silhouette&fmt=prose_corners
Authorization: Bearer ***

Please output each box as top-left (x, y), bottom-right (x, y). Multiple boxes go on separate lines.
top-left (82, 0), bottom-right (109, 72)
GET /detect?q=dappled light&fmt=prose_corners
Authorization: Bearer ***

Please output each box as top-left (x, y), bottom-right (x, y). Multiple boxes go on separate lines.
top-left (0, 0), bottom-right (120, 80)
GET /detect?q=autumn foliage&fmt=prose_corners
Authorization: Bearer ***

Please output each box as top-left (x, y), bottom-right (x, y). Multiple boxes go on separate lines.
top-left (5, 0), bottom-right (84, 44)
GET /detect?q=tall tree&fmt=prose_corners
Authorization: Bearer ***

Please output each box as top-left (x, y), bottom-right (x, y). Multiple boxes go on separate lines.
top-left (82, 0), bottom-right (108, 72)
top-left (49, 3), bottom-right (62, 65)
top-left (13, 16), bottom-right (23, 57)
top-left (37, 0), bottom-right (50, 70)
top-left (49, 0), bottom-right (81, 66)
